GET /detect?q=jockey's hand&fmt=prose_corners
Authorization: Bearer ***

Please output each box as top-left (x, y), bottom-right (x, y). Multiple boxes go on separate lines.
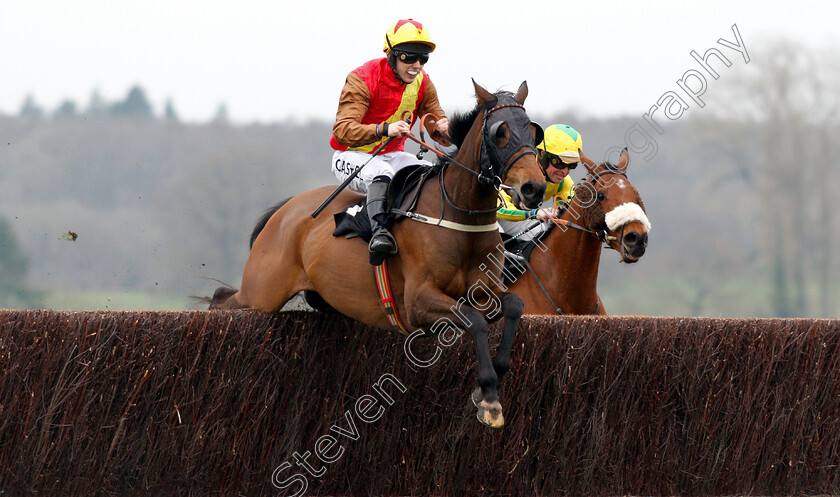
top-left (535, 207), bottom-right (558, 221)
top-left (434, 117), bottom-right (449, 135)
top-left (429, 117), bottom-right (452, 146)
top-left (387, 120), bottom-right (411, 137)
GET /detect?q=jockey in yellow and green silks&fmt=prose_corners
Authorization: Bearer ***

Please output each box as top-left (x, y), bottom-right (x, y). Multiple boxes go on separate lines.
top-left (497, 124), bottom-right (581, 242)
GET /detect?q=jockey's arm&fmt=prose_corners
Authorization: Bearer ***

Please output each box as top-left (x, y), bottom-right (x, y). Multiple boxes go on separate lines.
top-left (497, 190), bottom-right (542, 221)
top-left (332, 73), bottom-right (379, 148)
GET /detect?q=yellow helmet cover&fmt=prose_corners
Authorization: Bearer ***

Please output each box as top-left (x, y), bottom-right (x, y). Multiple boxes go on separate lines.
top-left (383, 19), bottom-right (436, 53)
top-left (538, 124), bottom-right (582, 163)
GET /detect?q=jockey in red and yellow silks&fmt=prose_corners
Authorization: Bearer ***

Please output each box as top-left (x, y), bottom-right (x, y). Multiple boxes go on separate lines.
top-left (330, 58), bottom-right (432, 156)
top-left (330, 18), bottom-right (450, 266)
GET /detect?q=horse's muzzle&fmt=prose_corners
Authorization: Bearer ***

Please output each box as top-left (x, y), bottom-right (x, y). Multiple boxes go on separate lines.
top-left (621, 230), bottom-right (648, 261)
top-left (518, 180), bottom-right (546, 209)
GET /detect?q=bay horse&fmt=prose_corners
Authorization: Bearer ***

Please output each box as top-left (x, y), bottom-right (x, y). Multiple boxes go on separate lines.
top-left (506, 149), bottom-right (650, 315)
top-left (211, 81), bottom-right (547, 427)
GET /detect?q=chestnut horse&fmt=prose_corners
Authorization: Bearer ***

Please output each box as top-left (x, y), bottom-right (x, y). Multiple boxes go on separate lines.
top-left (211, 81), bottom-right (547, 427)
top-left (507, 149), bottom-right (650, 315)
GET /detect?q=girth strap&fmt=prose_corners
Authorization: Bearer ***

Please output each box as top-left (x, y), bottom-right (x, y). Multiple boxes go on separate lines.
top-left (374, 259), bottom-right (410, 334)
top-left (393, 209), bottom-right (500, 232)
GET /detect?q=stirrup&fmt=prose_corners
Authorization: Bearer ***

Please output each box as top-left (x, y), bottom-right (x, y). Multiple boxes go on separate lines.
top-left (504, 250), bottom-right (527, 266)
top-left (369, 228), bottom-right (398, 266)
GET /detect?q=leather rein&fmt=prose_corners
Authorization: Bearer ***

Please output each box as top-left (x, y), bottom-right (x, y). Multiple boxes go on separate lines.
top-left (404, 99), bottom-right (538, 222)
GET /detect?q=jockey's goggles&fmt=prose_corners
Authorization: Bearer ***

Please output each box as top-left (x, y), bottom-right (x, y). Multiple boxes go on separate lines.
top-left (541, 152), bottom-right (578, 170)
top-left (395, 51), bottom-right (429, 65)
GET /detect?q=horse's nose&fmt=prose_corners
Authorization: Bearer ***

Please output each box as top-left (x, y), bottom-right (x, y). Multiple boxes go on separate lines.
top-left (519, 180), bottom-right (546, 209)
top-left (623, 231), bottom-right (648, 256)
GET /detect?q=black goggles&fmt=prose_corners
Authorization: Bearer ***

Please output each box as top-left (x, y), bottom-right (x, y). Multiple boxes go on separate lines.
top-left (540, 151), bottom-right (578, 170)
top-left (395, 51), bottom-right (429, 65)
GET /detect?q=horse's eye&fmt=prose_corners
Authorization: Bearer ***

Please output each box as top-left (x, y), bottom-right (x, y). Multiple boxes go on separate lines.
top-left (489, 121), bottom-right (510, 146)
top-left (596, 191), bottom-right (606, 202)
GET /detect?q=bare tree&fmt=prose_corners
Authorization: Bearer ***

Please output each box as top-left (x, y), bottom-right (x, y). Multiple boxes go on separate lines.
top-left (704, 39), bottom-right (840, 317)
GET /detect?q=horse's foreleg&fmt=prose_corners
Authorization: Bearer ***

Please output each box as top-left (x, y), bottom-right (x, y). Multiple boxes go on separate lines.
top-left (458, 306), bottom-right (498, 400)
top-left (469, 292), bottom-right (522, 420)
top-left (492, 292), bottom-right (524, 382)
top-left (460, 306), bottom-right (505, 428)
top-left (406, 285), bottom-right (503, 428)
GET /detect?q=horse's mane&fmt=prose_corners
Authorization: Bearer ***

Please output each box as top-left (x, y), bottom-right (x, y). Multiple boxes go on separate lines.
top-left (447, 104), bottom-right (480, 149)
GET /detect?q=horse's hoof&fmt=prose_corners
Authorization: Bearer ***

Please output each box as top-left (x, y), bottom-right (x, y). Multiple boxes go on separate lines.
top-left (476, 399), bottom-right (504, 428)
top-left (470, 387), bottom-right (483, 408)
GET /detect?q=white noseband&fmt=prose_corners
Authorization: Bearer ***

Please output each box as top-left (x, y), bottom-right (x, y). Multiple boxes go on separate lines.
top-left (604, 202), bottom-right (651, 232)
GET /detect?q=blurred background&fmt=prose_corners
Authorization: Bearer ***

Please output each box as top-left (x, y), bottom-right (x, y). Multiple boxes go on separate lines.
top-left (1, 1), bottom-right (837, 317)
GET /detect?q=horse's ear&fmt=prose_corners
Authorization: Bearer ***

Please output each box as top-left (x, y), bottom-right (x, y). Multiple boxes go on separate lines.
top-left (579, 151), bottom-right (598, 175)
top-left (472, 78), bottom-right (494, 105)
top-left (515, 81), bottom-right (528, 103)
top-left (617, 147), bottom-right (630, 171)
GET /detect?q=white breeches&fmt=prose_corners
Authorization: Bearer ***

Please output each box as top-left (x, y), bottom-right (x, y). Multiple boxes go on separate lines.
top-left (331, 150), bottom-right (434, 194)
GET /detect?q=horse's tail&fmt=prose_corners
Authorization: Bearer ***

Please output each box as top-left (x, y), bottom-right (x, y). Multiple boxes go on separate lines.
top-left (208, 285), bottom-right (238, 309)
top-left (191, 277), bottom-right (237, 309)
top-left (250, 197), bottom-right (294, 248)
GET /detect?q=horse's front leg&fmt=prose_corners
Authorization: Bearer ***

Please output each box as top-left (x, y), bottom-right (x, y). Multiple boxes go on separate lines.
top-left (406, 284), bottom-right (504, 428)
top-left (459, 305), bottom-right (504, 427)
top-left (470, 292), bottom-right (523, 415)
top-left (493, 292), bottom-right (524, 382)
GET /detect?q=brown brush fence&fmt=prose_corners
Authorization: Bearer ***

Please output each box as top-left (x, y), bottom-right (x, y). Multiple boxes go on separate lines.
top-left (0, 310), bottom-right (838, 496)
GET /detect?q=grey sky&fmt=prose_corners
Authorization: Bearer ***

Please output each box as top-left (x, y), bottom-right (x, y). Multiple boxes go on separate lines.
top-left (1, 0), bottom-right (835, 123)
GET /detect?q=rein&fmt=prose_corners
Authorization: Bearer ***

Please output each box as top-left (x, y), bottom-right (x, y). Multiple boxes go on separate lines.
top-left (405, 133), bottom-right (488, 184)
top-left (401, 98), bottom-right (537, 224)
top-left (552, 217), bottom-right (617, 244)
top-left (406, 105), bottom-right (534, 189)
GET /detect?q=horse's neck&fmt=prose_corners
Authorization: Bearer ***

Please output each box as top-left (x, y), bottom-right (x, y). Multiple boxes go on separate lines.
top-left (439, 160), bottom-right (497, 224)
top-left (533, 206), bottom-right (602, 312)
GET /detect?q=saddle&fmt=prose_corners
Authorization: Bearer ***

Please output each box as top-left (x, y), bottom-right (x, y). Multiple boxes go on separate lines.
top-left (333, 164), bottom-right (441, 242)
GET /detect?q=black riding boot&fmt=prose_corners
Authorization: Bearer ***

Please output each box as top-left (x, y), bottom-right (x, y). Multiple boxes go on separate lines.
top-left (366, 175), bottom-right (398, 266)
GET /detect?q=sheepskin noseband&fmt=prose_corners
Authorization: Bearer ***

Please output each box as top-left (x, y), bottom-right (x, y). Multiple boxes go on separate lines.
top-left (604, 202), bottom-right (651, 232)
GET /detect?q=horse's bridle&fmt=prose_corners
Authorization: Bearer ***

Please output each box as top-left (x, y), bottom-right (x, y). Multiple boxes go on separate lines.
top-left (478, 98), bottom-right (540, 186)
top-left (432, 94), bottom-right (540, 217)
top-left (583, 165), bottom-right (629, 247)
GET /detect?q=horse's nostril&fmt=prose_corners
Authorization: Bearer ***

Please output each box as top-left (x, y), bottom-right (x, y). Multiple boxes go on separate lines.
top-left (520, 183), bottom-right (536, 198)
top-left (624, 232), bottom-right (639, 245)
top-left (641, 232), bottom-right (649, 247)
top-left (517, 181), bottom-right (546, 208)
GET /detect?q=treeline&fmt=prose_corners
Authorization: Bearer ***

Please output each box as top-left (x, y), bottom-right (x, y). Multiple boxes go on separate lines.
top-left (0, 107), bottom-right (669, 313)
top-left (0, 107), bottom-right (333, 307)
top-left (12, 85), bottom-right (220, 123)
